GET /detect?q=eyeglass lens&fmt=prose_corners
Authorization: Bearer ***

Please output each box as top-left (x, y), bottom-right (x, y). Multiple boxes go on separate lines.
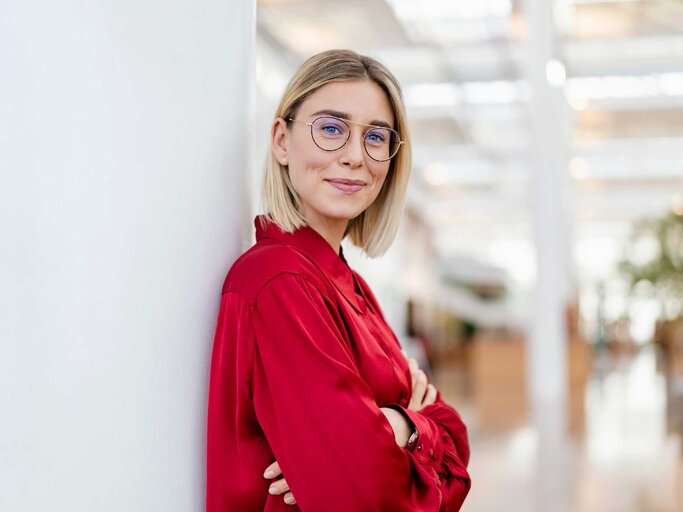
top-left (310, 116), bottom-right (400, 161)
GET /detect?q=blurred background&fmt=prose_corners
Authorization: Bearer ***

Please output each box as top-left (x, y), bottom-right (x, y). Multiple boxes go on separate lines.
top-left (2, 0), bottom-right (681, 510)
top-left (253, 1), bottom-right (683, 511)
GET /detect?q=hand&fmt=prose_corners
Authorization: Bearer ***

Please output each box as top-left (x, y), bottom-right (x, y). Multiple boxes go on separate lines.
top-left (263, 460), bottom-right (297, 506)
top-left (405, 355), bottom-right (437, 412)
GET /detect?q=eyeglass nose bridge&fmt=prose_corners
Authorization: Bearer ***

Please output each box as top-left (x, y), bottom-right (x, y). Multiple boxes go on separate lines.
top-left (341, 123), bottom-right (368, 159)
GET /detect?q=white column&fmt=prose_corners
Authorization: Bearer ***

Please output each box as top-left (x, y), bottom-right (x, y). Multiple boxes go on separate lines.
top-left (521, 0), bottom-right (574, 510)
top-left (0, 1), bottom-right (255, 510)
top-left (522, 0), bottom-right (570, 412)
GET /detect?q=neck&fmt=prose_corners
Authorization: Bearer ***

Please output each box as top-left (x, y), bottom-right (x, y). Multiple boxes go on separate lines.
top-left (304, 214), bottom-right (348, 255)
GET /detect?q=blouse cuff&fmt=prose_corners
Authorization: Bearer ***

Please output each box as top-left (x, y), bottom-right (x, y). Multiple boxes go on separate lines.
top-left (384, 403), bottom-right (444, 469)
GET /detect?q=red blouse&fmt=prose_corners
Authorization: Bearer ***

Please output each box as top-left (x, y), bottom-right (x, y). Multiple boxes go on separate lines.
top-left (206, 215), bottom-right (471, 511)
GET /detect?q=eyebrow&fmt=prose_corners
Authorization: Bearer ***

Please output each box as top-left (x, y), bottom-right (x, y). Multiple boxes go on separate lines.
top-left (309, 109), bottom-right (393, 130)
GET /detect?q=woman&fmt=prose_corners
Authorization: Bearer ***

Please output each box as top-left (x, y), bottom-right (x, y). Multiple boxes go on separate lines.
top-left (207, 49), bottom-right (471, 511)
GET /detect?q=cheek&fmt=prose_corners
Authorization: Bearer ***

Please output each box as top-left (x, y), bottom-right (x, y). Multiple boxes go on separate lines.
top-left (290, 133), bottom-right (334, 168)
top-left (286, 159), bottom-right (328, 199)
top-left (370, 165), bottom-right (391, 189)
top-left (289, 141), bottom-right (335, 178)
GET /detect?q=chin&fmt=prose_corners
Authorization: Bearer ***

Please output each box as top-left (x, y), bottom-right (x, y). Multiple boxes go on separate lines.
top-left (319, 207), bottom-right (364, 221)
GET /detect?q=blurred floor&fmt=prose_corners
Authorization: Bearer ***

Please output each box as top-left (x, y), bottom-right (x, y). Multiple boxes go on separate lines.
top-left (435, 344), bottom-right (683, 512)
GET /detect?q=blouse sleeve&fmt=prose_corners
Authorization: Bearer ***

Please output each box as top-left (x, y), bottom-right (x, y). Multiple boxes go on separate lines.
top-left (250, 272), bottom-right (469, 511)
top-left (351, 270), bottom-right (472, 510)
top-left (384, 396), bottom-right (471, 511)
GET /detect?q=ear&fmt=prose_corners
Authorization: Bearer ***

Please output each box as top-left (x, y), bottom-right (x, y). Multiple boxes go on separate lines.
top-left (271, 117), bottom-right (290, 166)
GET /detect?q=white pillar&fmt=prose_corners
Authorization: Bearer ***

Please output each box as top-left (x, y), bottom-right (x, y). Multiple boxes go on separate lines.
top-left (522, 0), bottom-right (570, 412)
top-left (0, 1), bottom-right (255, 510)
top-left (521, 0), bottom-right (574, 510)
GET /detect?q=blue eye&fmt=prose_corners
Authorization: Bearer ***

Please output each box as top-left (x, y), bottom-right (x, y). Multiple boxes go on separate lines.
top-left (321, 124), bottom-right (343, 135)
top-left (313, 117), bottom-right (348, 138)
top-left (366, 129), bottom-right (387, 145)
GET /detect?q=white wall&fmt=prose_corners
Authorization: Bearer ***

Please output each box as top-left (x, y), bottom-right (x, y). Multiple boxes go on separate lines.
top-left (0, 1), bottom-right (255, 510)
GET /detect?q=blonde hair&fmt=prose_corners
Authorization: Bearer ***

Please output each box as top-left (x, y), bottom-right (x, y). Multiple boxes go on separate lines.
top-left (260, 49), bottom-right (412, 258)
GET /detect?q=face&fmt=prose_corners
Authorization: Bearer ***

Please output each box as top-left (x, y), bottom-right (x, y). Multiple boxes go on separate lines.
top-left (271, 80), bottom-right (395, 231)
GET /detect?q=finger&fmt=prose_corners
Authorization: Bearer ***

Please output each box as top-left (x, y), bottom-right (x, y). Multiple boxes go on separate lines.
top-left (422, 383), bottom-right (437, 407)
top-left (409, 370), bottom-right (428, 410)
top-left (417, 369), bottom-right (429, 397)
top-left (263, 460), bottom-right (282, 479)
top-left (408, 359), bottom-right (420, 389)
top-left (268, 477), bottom-right (289, 495)
top-left (408, 358), bottom-right (419, 373)
top-left (283, 491), bottom-right (297, 505)
top-left (275, 477), bottom-right (290, 493)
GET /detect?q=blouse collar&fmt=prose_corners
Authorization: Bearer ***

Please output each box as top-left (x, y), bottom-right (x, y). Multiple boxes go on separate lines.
top-left (254, 215), bottom-right (366, 314)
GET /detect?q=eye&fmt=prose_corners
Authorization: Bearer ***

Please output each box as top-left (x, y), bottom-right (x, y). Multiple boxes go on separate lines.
top-left (321, 124), bottom-right (343, 135)
top-left (312, 117), bottom-right (348, 138)
top-left (366, 129), bottom-right (387, 144)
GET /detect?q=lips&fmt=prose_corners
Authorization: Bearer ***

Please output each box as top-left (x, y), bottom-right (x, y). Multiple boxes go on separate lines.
top-left (325, 179), bottom-right (366, 193)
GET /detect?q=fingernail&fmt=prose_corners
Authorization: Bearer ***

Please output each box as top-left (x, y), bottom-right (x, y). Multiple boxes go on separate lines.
top-left (269, 486), bottom-right (278, 495)
top-left (264, 470), bottom-right (274, 478)
top-left (284, 495), bottom-right (294, 504)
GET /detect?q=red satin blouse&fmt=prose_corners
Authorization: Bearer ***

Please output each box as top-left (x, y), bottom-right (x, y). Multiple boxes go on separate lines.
top-left (206, 214), bottom-right (471, 511)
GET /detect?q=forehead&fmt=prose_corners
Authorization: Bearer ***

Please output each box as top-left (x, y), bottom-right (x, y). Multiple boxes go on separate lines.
top-left (297, 80), bottom-right (395, 126)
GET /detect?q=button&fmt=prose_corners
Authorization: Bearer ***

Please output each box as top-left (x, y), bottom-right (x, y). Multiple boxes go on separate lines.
top-left (417, 444), bottom-right (422, 451)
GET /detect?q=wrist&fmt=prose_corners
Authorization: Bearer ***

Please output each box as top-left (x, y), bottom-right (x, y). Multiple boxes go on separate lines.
top-left (381, 406), bottom-right (416, 447)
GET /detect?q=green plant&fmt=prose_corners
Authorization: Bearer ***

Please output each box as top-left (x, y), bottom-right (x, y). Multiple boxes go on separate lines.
top-left (618, 211), bottom-right (683, 319)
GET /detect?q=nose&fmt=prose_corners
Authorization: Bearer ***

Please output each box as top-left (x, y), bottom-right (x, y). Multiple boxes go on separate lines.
top-left (339, 128), bottom-right (365, 168)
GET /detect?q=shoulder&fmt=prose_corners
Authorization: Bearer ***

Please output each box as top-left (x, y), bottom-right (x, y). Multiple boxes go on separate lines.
top-left (221, 239), bottom-right (333, 304)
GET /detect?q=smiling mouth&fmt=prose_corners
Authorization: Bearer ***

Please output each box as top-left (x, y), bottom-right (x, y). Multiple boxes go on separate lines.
top-left (324, 179), bottom-right (366, 193)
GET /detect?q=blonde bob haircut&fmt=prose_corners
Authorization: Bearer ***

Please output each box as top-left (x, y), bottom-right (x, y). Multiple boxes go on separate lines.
top-left (260, 49), bottom-right (412, 258)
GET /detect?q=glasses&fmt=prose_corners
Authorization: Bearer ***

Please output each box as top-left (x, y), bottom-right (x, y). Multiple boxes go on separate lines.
top-left (287, 115), bottom-right (404, 162)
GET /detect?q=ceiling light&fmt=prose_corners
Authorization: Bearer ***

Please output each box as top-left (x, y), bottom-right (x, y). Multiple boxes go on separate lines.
top-left (567, 73), bottom-right (683, 101)
top-left (461, 80), bottom-right (528, 104)
top-left (569, 157), bottom-right (590, 180)
top-left (546, 59), bottom-right (566, 88)
top-left (405, 83), bottom-right (460, 108)
top-left (386, 0), bottom-right (512, 21)
top-left (660, 73), bottom-right (683, 96)
top-left (568, 97), bottom-right (588, 110)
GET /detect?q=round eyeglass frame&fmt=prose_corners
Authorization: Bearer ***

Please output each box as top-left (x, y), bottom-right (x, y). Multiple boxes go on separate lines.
top-left (287, 115), bottom-right (404, 162)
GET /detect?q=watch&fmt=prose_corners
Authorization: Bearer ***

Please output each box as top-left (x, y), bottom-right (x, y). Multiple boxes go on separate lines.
top-left (386, 404), bottom-right (419, 451)
top-left (405, 425), bottom-right (419, 450)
